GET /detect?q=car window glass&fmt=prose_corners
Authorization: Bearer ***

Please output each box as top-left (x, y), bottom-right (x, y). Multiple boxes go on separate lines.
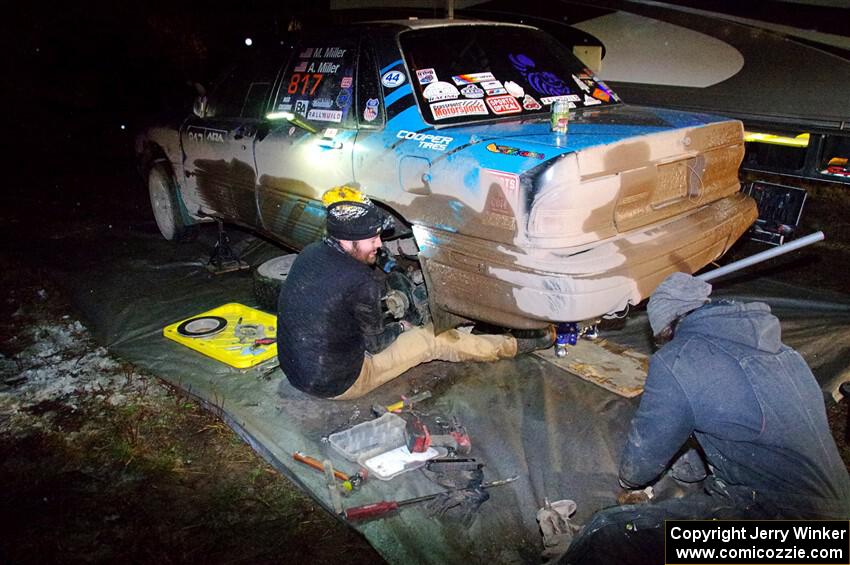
top-left (206, 55), bottom-right (280, 119)
top-left (400, 25), bottom-right (621, 126)
top-left (272, 40), bottom-right (358, 129)
top-left (357, 40), bottom-right (384, 128)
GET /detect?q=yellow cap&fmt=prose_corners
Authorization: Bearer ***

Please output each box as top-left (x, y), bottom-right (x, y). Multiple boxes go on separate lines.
top-left (322, 185), bottom-right (368, 208)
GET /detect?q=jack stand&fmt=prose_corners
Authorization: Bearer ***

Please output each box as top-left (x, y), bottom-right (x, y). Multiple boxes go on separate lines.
top-left (207, 220), bottom-right (250, 275)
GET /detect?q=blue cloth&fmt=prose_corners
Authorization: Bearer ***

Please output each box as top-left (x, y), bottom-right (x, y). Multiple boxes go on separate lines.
top-left (620, 300), bottom-right (850, 519)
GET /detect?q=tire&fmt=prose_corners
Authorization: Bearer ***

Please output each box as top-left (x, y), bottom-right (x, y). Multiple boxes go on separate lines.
top-left (253, 254), bottom-right (298, 312)
top-left (147, 160), bottom-right (199, 242)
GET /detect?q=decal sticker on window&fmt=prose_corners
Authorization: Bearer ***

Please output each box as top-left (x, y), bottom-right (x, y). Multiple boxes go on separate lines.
top-left (335, 90), bottom-right (351, 109)
top-left (341, 76), bottom-right (353, 89)
top-left (323, 128), bottom-right (338, 138)
top-left (312, 97), bottom-right (334, 109)
top-left (485, 87), bottom-right (507, 96)
top-left (485, 95), bottom-right (521, 115)
top-left (423, 81), bottom-right (459, 102)
top-left (307, 108), bottom-right (343, 122)
top-left (572, 75), bottom-right (591, 93)
top-left (460, 84), bottom-right (484, 98)
top-left (397, 130), bottom-right (453, 151)
top-left (430, 99), bottom-right (489, 120)
top-left (381, 70), bottom-right (406, 88)
top-left (363, 98), bottom-right (379, 122)
top-left (287, 73), bottom-right (324, 96)
top-left (508, 54), bottom-right (571, 97)
top-left (294, 100), bottom-right (309, 116)
top-left (486, 142), bottom-right (545, 160)
top-left (294, 61), bottom-right (308, 73)
top-left (504, 81), bottom-right (524, 98)
top-left (308, 61), bottom-right (341, 74)
top-left (480, 80), bottom-right (503, 90)
top-left (451, 72), bottom-right (496, 85)
top-left (522, 95), bottom-right (541, 111)
top-left (299, 47), bottom-right (313, 58)
top-left (313, 47), bottom-right (347, 58)
top-left (416, 68), bottom-right (437, 85)
top-left (541, 95), bottom-right (580, 105)
top-left (583, 94), bottom-right (601, 106)
top-left (591, 88), bottom-right (610, 102)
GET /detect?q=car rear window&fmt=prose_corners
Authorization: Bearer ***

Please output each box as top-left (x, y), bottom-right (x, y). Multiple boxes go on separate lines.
top-left (399, 25), bottom-right (621, 126)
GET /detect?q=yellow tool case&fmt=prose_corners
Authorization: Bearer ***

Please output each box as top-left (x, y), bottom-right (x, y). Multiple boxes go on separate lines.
top-left (163, 303), bottom-right (278, 369)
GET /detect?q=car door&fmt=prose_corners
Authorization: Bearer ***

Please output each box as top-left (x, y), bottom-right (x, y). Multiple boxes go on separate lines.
top-left (255, 36), bottom-right (359, 249)
top-left (180, 55), bottom-right (277, 227)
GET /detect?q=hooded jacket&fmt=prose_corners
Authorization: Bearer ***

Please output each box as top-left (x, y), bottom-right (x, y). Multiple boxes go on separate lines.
top-left (619, 301), bottom-right (850, 519)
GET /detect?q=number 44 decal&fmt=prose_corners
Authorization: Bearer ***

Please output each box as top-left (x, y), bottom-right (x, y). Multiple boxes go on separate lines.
top-left (381, 70), bottom-right (406, 88)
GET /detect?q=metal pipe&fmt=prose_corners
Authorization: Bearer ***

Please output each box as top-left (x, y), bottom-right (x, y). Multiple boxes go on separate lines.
top-left (697, 231), bottom-right (825, 282)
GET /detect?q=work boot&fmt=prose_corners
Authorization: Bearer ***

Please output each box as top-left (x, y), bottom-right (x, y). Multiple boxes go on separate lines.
top-left (514, 325), bottom-right (556, 354)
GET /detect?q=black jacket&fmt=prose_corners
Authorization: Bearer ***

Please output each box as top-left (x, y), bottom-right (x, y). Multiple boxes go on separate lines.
top-left (276, 240), bottom-right (401, 397)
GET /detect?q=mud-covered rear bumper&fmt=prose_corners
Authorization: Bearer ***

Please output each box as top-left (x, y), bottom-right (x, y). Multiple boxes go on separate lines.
top-left (416, 192), bottom-right (757, 329)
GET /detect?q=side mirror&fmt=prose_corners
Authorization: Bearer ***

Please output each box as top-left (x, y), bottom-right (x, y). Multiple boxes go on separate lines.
top-left (192, 95), bottom-right (207, 118)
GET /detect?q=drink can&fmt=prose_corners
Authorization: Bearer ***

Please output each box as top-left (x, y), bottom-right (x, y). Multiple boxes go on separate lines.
top-left (550, 100), bottom-right (570, 134)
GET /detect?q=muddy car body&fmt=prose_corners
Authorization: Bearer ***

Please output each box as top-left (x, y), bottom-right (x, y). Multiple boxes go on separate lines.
top-left (136, 20), bottom-right (756, 329)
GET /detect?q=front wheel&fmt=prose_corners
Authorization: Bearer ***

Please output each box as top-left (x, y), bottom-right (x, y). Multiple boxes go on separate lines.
top-left (147, 160), bottom-right (198, 242)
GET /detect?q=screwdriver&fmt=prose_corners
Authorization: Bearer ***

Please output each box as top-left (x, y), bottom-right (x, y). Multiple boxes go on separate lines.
top-left (343, 475), bottom-right (518, 522)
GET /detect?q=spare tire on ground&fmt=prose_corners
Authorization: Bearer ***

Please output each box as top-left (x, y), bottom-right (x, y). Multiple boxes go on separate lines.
top-left (253, 254), bottom-right (298, 312)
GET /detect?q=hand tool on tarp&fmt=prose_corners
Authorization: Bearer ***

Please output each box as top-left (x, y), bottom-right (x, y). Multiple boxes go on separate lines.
top-left (292, 451), bottom-right (367, 491)
top-left (342, 475), bottom-right (518, 522)
top-left (406, 414), bottom-right (471, 455)
top-left (371, 390), bottom-right (432, 416)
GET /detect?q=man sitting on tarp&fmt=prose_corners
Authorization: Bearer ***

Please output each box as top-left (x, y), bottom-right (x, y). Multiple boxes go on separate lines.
top-left (562, 272), bottom-right (850, 565)
top-left (276, 187), bottom-right (553, 400)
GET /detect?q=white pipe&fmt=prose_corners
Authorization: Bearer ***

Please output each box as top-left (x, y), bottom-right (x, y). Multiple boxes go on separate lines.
top-left (697, 231), bottom-right (825, 282)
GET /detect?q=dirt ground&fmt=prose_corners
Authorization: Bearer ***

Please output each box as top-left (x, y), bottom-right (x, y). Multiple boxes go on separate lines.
top-left (1, 137), bottom-right (848, 563)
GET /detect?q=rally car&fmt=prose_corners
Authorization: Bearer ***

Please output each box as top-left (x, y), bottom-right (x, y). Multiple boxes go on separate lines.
top-left (136, 19), bottom-right (756, 330)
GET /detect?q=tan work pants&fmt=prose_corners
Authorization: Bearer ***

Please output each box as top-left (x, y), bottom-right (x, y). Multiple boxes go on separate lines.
top-left (332, 325), bottom-right (518, 400)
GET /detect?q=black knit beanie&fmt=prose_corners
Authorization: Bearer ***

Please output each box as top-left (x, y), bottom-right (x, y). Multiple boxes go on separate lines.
top-left (325, 200), bottom-right (387, 241)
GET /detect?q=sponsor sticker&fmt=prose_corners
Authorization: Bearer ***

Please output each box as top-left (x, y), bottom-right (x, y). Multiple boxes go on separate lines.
top-left (416, 68), bottom-right (437, 85)
top-left (480, 80), bottom-right (503, 90)
top-left (451, 72), bottom-right (496, 85)
top-left (522, 95), bottom-right (542, 110)
top-left (312, 97), bottom-right (334, 109)
top-left (397, 129), bottom-right (453, 151)
top-left (485, 95), bottom-right (522, 115)
top-left (381, 70), bottom-right (406, 88)
top-left (323, 128), bottom-right (338, 138)
top-left (362, 98), bottom-right (379, 122)
top-left (430, 99), bottom-right (489, 120)
top-left (483, 169), bottom-right (521, 216)
top-left (335, 90), bottom-right (352, 108)
top-left (294, 99), bottom-right (309, 116)
top-left (486, 142), bottom-right (545, 160)
top-left (591, 88), bottom-right (610, 102)
top-left (423, 81), bottom-right (460, 102)
top-left (276, 103), bottom-right (292, 111)
top-left (460, 84), bottom-right (484, 98)
top-left (307, 108), bottom-right (343, 122)
top-left (583, 94), bottom-right (601, 106)
top-left (541, 95), bottom-right (581, 105)
top-left (572, 75), bottom-right (591, 93)
top-left (341, 76), bottom-right (353, 89)
top-left (504, 81), bottom-right (525, 98)
top-left (485, 87), bottom-right (507, 96)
